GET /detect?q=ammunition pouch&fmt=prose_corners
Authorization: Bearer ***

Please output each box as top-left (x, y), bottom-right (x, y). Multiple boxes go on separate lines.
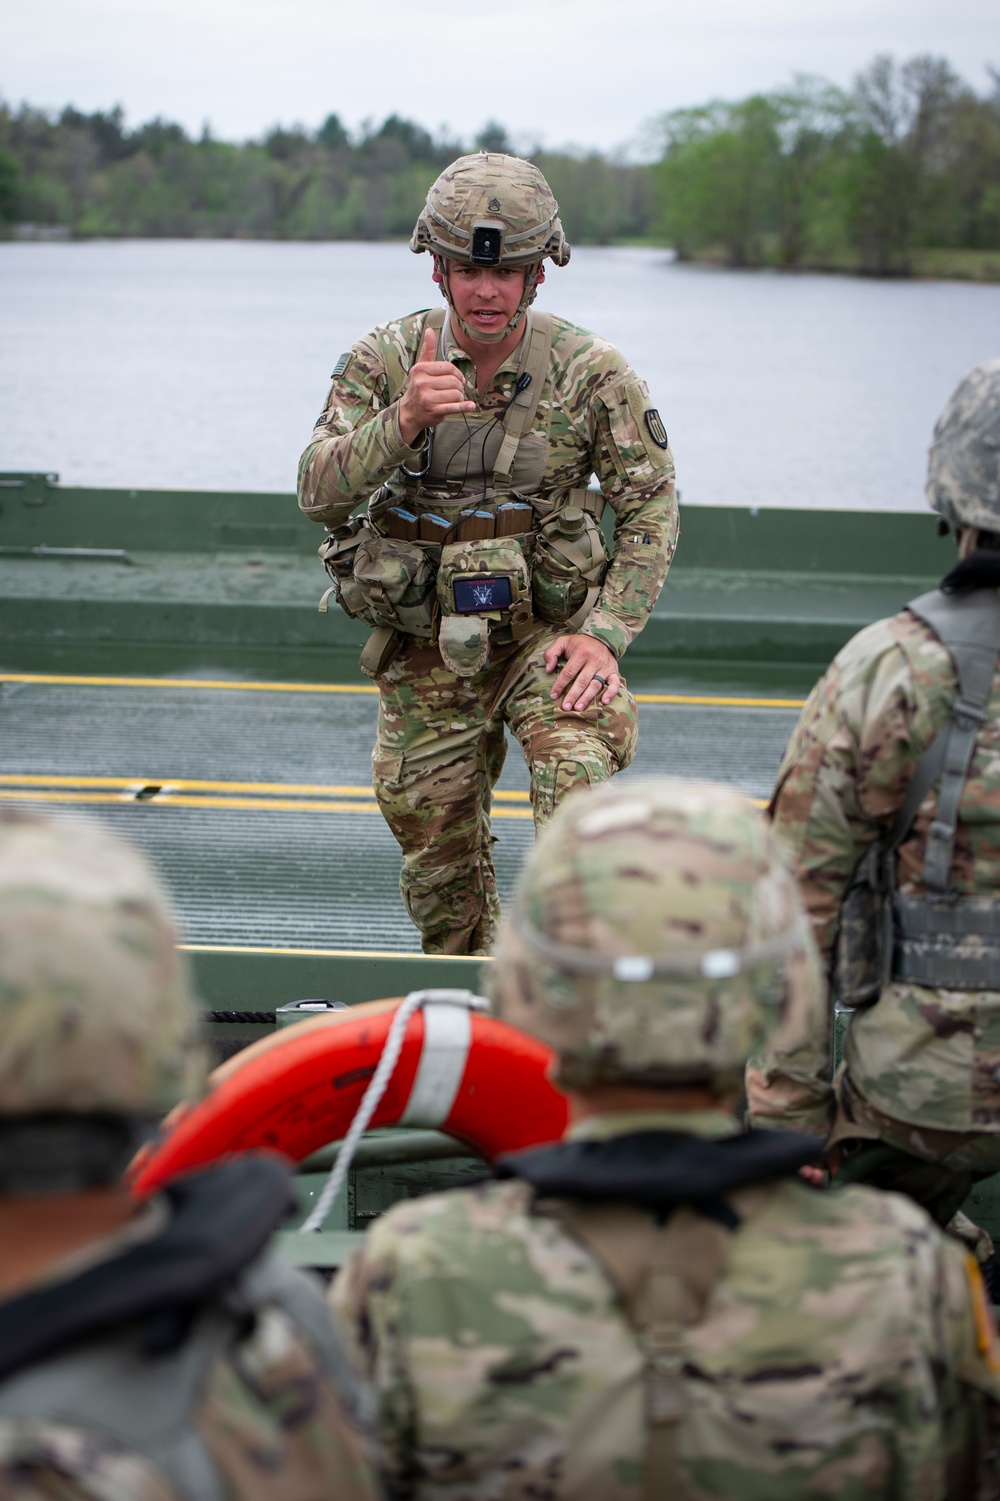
top-left (436, 537), bottom-right (533, 676)
top-left (532, 506), bottom-right (610, 630)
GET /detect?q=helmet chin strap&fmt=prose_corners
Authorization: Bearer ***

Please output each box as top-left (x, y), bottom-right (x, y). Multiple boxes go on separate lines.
top-left (436, 258), bottom-right (541, 346)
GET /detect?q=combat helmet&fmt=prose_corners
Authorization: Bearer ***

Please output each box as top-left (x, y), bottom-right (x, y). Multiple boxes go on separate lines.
top-left (487, 778), bottom-right (824, 1090)
top-left (411, 151), bottom-right (570, 343)
top-left (0, 810), bottom-right (205, 1193)
top-left (926, 358), bottom-right (1000, 533)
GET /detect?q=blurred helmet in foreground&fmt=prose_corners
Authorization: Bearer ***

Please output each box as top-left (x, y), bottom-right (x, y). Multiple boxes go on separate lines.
top-left (488, 778), bottom-right (823, 1090)
top-left (0, 810), bottom-right (205, 1191)
top-left (926, 358), bottom-right (1000, 533)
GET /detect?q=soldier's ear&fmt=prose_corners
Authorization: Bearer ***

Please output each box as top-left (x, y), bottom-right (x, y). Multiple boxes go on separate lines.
top-left (534, 265), bottom-right (546, 287)
top-left (432, 256), bottom-right (445, 287)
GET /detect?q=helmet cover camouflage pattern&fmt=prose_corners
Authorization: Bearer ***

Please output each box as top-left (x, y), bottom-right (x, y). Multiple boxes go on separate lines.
top-left (926, 358), bottom-right (1000, 531)
top-left (411, 152), bottom-right (570, 344)
top-left (0, 810), bottom-right (205, 1120)
top-left (488, 778), bottom-right (825, 1089)
top-left (410, 151), bottom-right (570, 269)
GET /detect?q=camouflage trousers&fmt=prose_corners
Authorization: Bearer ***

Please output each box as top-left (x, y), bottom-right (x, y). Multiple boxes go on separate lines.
top-left (372, 631), bottom-right (638, 955)
top-left (833, 1068), bottom-right (1000, 1226)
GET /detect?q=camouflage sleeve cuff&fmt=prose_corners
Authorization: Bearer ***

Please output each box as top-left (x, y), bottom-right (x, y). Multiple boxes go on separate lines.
top-left (381, 404), bottom-right (430, 468)
top-left (579, 614), bottom-right (627, 658)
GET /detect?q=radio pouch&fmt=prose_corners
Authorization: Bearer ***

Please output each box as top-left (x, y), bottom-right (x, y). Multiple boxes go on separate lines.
top-left (436, 537), bottom-right (532, 676)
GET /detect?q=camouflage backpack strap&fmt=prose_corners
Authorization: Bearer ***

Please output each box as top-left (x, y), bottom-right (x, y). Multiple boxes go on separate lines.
top-left (492, 310), bottom-right (553, 491)
top-left (537, 1196), bottom-right (735, 1501)
top-left (424, 304), bottom-right (447, 349)
top-left (904, 587), bottom-right (1000, 891)
top-left (834, 585), bottom-right (1000, 1003)
top-left (233, 1246), bottom-right (373, 1432)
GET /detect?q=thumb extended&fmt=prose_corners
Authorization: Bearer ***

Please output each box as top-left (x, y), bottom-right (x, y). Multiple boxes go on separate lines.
top-left (415, 327), bottom-right (438, 364)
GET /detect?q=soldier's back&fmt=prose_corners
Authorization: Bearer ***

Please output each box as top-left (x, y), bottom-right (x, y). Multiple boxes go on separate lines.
top-left (0, 1164), bottom-right (380, 1501)
top-left (332, 1173), bottom-right (1000, 1499)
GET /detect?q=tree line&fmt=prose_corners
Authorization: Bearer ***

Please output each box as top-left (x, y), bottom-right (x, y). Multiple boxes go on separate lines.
top-left (0, 53), bottom-right (997, 276)
top-left (0, 108), bottom-right (651, 244)
top-left (657, 55), bottom-right (1000, 274)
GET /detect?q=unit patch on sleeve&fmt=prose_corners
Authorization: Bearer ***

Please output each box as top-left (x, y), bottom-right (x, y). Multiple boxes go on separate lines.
top-left (644, 410), bottom-right (669, 449)
top-left (331, 352), bottom-right (352, 378)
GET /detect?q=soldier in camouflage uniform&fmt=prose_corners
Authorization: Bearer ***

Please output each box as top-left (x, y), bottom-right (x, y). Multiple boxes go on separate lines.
top-left (331, 777), bottom-right (1000, 1499)
top-left (0, 809), bottom-right (380, 1501)
top-left (749, 359), bottom-right (1000, 1232)
top-left (298, 152), bottom-right (677, 955)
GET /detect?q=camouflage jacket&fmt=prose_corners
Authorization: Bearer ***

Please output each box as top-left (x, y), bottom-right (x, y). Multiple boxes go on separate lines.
top-left (0, 1161), bottom-right (381, 1501)
top-left (297, 309), bottom-right (678, 658)
top-left (330, 1109), bottom-right (1000, 1500)
top-left (749, 603), bottom-right (1000, 1142)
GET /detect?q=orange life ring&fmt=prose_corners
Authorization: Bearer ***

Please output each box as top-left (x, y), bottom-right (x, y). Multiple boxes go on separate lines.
top-left (132, 995), bottom-right (568, 1195)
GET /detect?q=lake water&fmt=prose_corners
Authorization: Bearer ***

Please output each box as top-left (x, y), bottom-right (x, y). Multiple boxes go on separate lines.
top-left (1, 240), bottom-right (998, 510)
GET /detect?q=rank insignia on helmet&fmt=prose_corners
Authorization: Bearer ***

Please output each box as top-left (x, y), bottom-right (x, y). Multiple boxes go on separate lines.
top-left (644, 410), bottom-right (669, 449)
top-left (331, 352), bottom-right (351, 377)
top-left (488, 197), bottom-right (502, 212)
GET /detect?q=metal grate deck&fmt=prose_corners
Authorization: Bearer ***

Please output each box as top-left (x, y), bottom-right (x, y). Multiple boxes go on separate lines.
top-left (0, 676), bottom-right (799, 951)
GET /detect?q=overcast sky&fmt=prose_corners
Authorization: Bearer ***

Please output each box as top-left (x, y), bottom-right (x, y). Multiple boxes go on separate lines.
top-left (2, 0), bottom-right (996, 156)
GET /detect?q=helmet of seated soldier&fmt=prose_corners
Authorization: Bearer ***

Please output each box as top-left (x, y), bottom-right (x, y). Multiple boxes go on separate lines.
top-left (410, 151), bottom-right (570, 269)
top-left (0, 810), bottom-right (205, 1188)
top-left (927, 358), bottom-right (1000, 533)
top-left (487, 777), bottom-right (824, 1091)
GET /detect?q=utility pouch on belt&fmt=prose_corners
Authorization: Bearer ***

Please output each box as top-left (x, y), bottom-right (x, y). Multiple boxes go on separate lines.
top-left (350, 533), bottom-right (436, 638)
top-left (532, 503), bottom-right (610, 630)
top-left (317, 518), bottom-right (373, 622)
top-left (436, 537), bottom-right (532, 676)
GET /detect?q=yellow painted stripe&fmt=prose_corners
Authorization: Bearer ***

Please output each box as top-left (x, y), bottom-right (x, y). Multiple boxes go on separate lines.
top-left (0, 773), bottom-right (530, 802)
top-left (635, 692), bottom-right (805, 708)
top-left (0, 672), bottom-right (380, 695)
top-left (0, 672), bottom-right (806, 710)
top-left (0, 787), bottom-right (535, 818)
top-left (181, 942), bottom-right (489, 960)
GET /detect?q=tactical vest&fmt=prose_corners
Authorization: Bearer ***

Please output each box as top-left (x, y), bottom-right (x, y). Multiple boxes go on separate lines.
top-left (833, 585), bottom-right (1000, 1004)
top-left (498, 1128), bottom-right (823, 1501)
top-left (319, 308), bottom-right (610, 677)
top-left (0, 1160), bottom-right (366, 1501)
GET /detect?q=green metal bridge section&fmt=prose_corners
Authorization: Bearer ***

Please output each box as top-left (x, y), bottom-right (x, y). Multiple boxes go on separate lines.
top-left (0, 469), bottom-right (947, 680)
top-left (8, 471), bottom-right (992, 1265)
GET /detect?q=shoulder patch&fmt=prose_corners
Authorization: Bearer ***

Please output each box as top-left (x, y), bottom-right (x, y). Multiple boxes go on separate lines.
top-left (331, 352), bottom-right (351, 378)
top-left (644, 409), bottom-right (669, 450)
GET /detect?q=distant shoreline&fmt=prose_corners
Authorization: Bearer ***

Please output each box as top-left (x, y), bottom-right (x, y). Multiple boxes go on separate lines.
top-left (676, 244), bottom-right (1000, 286)
top-left (5, 227), bottom-right (999, 285)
